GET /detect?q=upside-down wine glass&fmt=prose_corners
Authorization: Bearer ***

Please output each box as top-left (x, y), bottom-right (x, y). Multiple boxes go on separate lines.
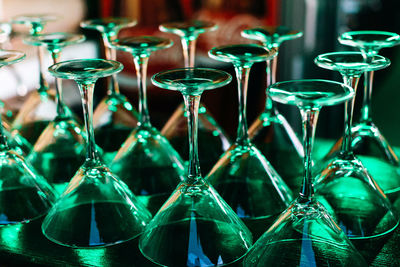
top-left (160, 20), bottom-right (231, 173)
top-left (110, 36), bottom-right (185, 215)
top-left (0, 30), bottom-right (32, 156)
top-left (41, 59), bottom-right (152, 247)
top-left (140, 67), bottom-right (252, 266)
top-left (327, 31), bottom-right (400, 201)
top-left (314, 52), bottom-right (398, 250)
top-left (242, 26), bottom-right (304, 191)
top-left (244, 79), bottom-right (367, 266)
top-left (24, 32), bottom-right (87, 194)
top-left (11, 14), bottom-right (59, 144)
top-left (80, 18), bottom-right (139, 162)
top-left (0, 50), bottom-right (56, 225)
top-left (207, 44), bottom-right (293, 239)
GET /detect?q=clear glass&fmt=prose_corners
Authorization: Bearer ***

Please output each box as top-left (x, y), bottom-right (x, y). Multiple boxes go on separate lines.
top-left (0, 50), bottom-right (56, 226)
top-left (160, 20), bottom-right (230, 173)
top-left (81, 18), bottom-right (139, 162)
top-left (140, 67), bottom-right (252, 266)
top-left (242, 26), bottom-right (304, 191)
top-left (41, 59), bottom-right (152, 248)
top-left (23, 32), bottom-right (86, 194)
top-left (11, 14), bottom-right (59, 144)
top-left (244, 79), bottom-right (367, 266)
top-left (334, 31), bottom-right (400, 200)
top-left (207, 44), bottom-right (293, 239)
top-left (314, 52), bottom-right (398, 242)
top-left (110, 36), bottom-right (185, 215)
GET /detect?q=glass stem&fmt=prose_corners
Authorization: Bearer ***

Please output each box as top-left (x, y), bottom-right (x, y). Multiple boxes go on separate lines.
top-left (77, 81), bottom-right (100, 162)
top-left (30, 23), bottom-right (49, 93)
top-left (102, 33), bottom-right (120, 95)
top-left (50, 50), bottom-right (66, 117)
top-left (37, 47), bottom-right (49, 93)
top-left (265, 56), bottom-right (278, 113)
top-left (133, 55), bottom-right (151, 127)
top-left (183, 93), bottom-right (202, 183)
top-left (0, 101), bottom-right (9, 151)
top-left (299, 107), bottom-right (320, 201)
top-left (341, 75), bottom-right (360, 155)
top-left (181, 37), bottom-right (197, 68)
top-left (361, 70), bottom-right (374, 123)
top-left (234, 64), bottom-right (251, 146)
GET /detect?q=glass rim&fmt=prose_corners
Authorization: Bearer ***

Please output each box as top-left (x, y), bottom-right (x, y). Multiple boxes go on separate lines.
top-left (48, 58), bottom-right (123, 81)
top-left (151, 67), bottom-right (232, 92)
top-left (269, 78), bottom-right (355, 107)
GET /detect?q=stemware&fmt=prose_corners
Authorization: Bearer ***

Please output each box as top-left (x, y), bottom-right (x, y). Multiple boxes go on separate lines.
top-left (160, 20), bottom-right (230, 173)
top-left (81, 18), bottom-right (139, 162)
top-left (314, 52), bottom-right (398, 241)
top-left (41, 59), bottom-right (151, 248)
top-left (110, 36), bottom-right (185, 215)
top-left (11, 14), bottom-right (59, 144)
top-left (0, 50), bottom-right (56, 225)
top-left (329, 31), bottom-right (400, 200)
top-left (24, 32), bottom-right (86, 194)
top-left (244, 79), bottom-right (367, 266)
top-left (242, 26), bottom-right (304, 191)
top-left (207, 44), bottom-right (293, 239)
top-left (140, 67), bottom-right (252, 266)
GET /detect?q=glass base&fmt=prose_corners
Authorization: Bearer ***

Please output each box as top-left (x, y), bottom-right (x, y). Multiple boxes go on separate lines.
top-left (93, 93), bottom-right (138, 163)
top-left (139, 180), bottom-right (252, 266)
top-left (111, 125), bottom-right (185, 215)
top-left (207, 143), bottom-right (293, 233)
top-left (315, 154), bottom-right (399, 239)
top-left (244, 198), bottom-right (367, 266)
top-left (0, 150), bottom-right (55, 225)
top-left (162, 103), bottom-right (230, 174)
top-left (12, 89), bottom-right (58, 144)
top-left (28, 117), bottom-right (86, 194)
top-left (322, 121), bottom-right (400, 199)
top-left (249, 110), bottom-right (304, 192)
top-left (42, 160), bottom-right (151, 248)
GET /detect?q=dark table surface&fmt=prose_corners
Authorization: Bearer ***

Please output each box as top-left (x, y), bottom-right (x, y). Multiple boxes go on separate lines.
top-left (0, 139), bottom-right (399, 266)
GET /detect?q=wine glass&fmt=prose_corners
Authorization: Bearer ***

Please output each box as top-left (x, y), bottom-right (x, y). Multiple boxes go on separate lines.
top-left (80, 18), bottom-right (139, 162)
top-left (140, 67), bottom-right (252, 266)
top-left (207, 44), bottom-right (293, 239)
top-left (159, 20), bottom-right (231, 173)
top-left (244, 79), bottom-right (367, 266)
top-left (23, 32), bottom-right (86, 194)
top-left (11, 14), bottom-right (58, 144)
top-left (110, 36), bottom-right (185, 215)
top-left (241, 26), bottom-right (304, 191)
top-left (0, 49), bottom-right (56, 225)
top-left (325, 31), bottom-right (400, 201)
top-left (314, 52), bottom-right (398, 242)
top-left (41, 59), bottom-right (152, 248)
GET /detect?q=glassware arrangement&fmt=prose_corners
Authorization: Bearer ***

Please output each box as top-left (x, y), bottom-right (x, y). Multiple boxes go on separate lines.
top-left (324, 31), bottom-right (400, 200)
top-left (11, 14), bottom-right (59, 144)
top-left (242, 26), bottom-right (304, 191)
top-left (0, 50), bottom-right (56, 225)
top-left (41, 59), bottom-right (151, 248)
top-left (24, 32), bottom-right (86, 194)
top-left (244, 79), bottom-right (367, 266)
top-left (160, 20), bottom-right (231, 173)
top-left (110, 36), bottom-right (185, 215)
top-left (207, 44), bottom-right (293, 238)
top-left (314, 51), bottom-right (398, 241)
top-left (80, 18), bottom-right (139, 162)
top-left (140, 67), bottom-right (252, 266)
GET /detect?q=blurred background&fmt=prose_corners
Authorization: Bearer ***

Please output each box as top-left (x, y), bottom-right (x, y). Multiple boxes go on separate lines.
top-left (2, 0), bottom-right (400, 144)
